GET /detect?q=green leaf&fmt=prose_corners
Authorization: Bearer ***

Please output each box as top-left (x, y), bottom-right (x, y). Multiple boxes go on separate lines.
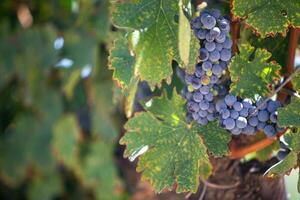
top-left (232, 0), bottom-right (300, 37)
top-left (113, 0), bottom-right (180, 88)
top-left (278, 97), bottom-right (300, 128)
top-left (267, 151), bottom-right (298, 177)
top-left (178, 0), bottom-right (199, 73)
top-left (121, 91), bottom-right (212, 193)
top-left (292, 72), bottom-right (300, 92)
top-left (109, 37), bottom-right (136, 90)
top-left (28, 170), bottom-right (62, 200)
top-left (228, 43), bottom-right (281, 99)
top-left (285, 129), bottom-right (300, 154)
top-left (198, 121), bottom-right (231, 157)
top-left (79, 141), bottom-right (121, 200)
top-left (52, 114), bottom-right (79, 167)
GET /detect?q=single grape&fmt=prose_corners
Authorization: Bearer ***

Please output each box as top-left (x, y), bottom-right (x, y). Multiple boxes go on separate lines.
top-left (209, 50), bottom-right (220, 62)
top-left (248, 117), bottom-right (259, 127)
top-left (210, 27), bottom-right (221, 38)
top-left (242, 99), bottom-right (253, 108)
top-left (205, 41), bottom-right (216, 52)
top-left (216, 100), bottom-right (227, 112)
top-left (201, 75), bottom-right (211, 85)
top-left (219, 61), bottom-right (227, 70)
top-left (239, 108), bottom-right (249, 117)
top-left (223, 37), bottom-right (233, 49)
top-left (205, 92), bottom-right (214, 101)
top-left (210, 75), bottom-right (219, 84)
top-left (196, 29), bottom-right (207, 40)
top-left (202, 61), bottom-right (212, 71)
top-left (225, 94), bottom-right (237, 106)
top-left (192, 112), bottom-right (199, 120)
top-left (231, 127), bottom-right (242, 135)
top-left (230, 110), bottom-right (239, 119)
top-left (205, 32), bottom-right (215, 42)
top-left (215, 32), bottom-right (226, 43)
top-left (236, 116), bottom-right (247, 129)
top-left (256, 99), bottom-right (267, 110)
top-left (270, 111), bottom-right (278, 123)
top-left (197, 117), bottom-right (208, 125)
top-left (242, 125), bottom-right (255, 135)
top-left (199, 100), bottom-right (210, 110)
top-left (184, 74), bottom-right (193, 84)
top-left (199, 48), bottom-right (209, 61)
top-left (267, 100), bottom-right (281, 113)
top-left (191, 77), bottom-right (201, 89)
top-left (212, 64), bottom-right (223, 76)
top-left (258, 110), bottom-right (269, 122)
top-left (199, 110), bottom-right (208, 118)
top-left (207, 113), bottom-right (216, 121)
top-left (233, 102), bottom-right (243, 112)
top-left (223, 118), bottom-right (235, 130)
top-left (218, 19), bottom-right (230, 32)
top-left (264, 125), bottom-right (276, 137)
top-left (216, 43), bottom-right (223, 51)
top-left (220, 108), bottom-right (230, 119)
top-left (210, 9), bottom-right (221, 19)
top-left (220, 49), bottom-right (231, 61)
top-left (200, 13), bottom-right (216, 29)
top-left (200, 85), bottom-right (210, 95)
top-left (193, 92), bottom-right (203, 102)
top-left (257, 122), bottom-right (266, 131)
top-left (195, 66), bottom-right (205, 77)
top-left (207, 103), bottom-right (216, 113)
top-left (191, 18), bottom-right (202, 29)
top-left (187, 101), bottom-right (200, 112)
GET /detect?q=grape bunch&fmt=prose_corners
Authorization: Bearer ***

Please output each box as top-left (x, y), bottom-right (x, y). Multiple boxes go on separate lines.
top-left (180, 9), bottom-right (232, 125)
top-left (216, 95), bottom-right (284, 136)
top-left (180, 9), bottom-right (285, 137)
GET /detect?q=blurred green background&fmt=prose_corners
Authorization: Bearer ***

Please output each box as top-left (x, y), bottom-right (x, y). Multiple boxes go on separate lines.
top-left (0, 0), bottom-right (127, 199)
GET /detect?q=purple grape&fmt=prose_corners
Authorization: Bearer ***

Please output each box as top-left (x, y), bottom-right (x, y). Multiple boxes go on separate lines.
top-left (192, 112), bottom-right (199, 120)
top-left (215, 32), bottom-right (226, 43)
top-left (270, 112), bottom-right (278, 123)
top-left (212, 64), bottom-right (223, 76)
top-left (200, 85), bottom-right (210, 95)
top-left (219, 61), bottom-right (227, 69)
top-left (207, 113), bottom-right (216, 121)
top-left (205, 92), bottom-right (214, 101)
top-left (242, 125), bottom-right (255, 135)
top-left (218, 19), bottom-right (230, 32)
top-left (256, 99), bottom-right (267, 110)
top-left (205, 32), bottom-right (215, 42)
top-left (199, 110), bottom-right (208, 118)
top-left (210, 27), bottom-right (221, 38)
top-left (236, 117), bottom-right (247, 129)
top-left (197, 117), bottom-right (208, 125)
top-left (248, 117), bottom-right (259, 127)
top-left (210, 75), bottom-right (218, 84)
top-left (199, 101), bottom-right (210, 110)
top-left (264, 125), bottom-right (276, 137)
top-left (220, 49), bottom-right (231, 61)
top-left (257, 122), bottom-right (266, 131)
top-left (216, 100), bottom-right (227, 112)
top-left (191, 77), bottom-right (201, 89)
top-left (188, 102), bottom-right (200, 112)
top-left (209, 50), bottom-right (220, 62)
top-left (205, 41), bottom-right (216, 52)
top-left (207, 103), bottom-right (216, 113)
top-left (202, 61), bottom-right (212, 71)
top-left (267, 100), bottom-right (281, 113)
top-left (193, 92), bottom-right (203, 102)
top-left (210, 9), bottom-right (221, 19)
top-left (223, 37), bottom-right (233, 49)
top-left (258, 110), bottom-right (269, 122)
top-left (196, 29), bottom-right (207, 40)
top-left (231, 127), bottom-right (242, 135)
top-left (233, 102), bottom-right (243, 112)
top-left (223, 118), bottom-right (235, 130)
top-left (199, 48), bottom-right (209, 61)
top-left (215, 43), bottom-right (223, 51)
top-left (220, 108), bottom-right (230, 119)
top-left (230, 110), bottom-right (239, 119)
top-left (225, 94), bottom-right (237, 106)
top-left (200, 13), bottom-right (216, 29)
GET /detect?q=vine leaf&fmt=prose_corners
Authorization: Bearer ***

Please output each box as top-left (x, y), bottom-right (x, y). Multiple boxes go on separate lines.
top-left (228, 43), bottom-right (281, 99)
top-left (120, 91), bottom-right (212, 193)
top-left (109, 36), bottom-right (139, 117)
top-left (198, 121), bottom-right (231, 157)
top-left (278, 97), bottom-right (300, 128)
top-left (267, 151), bottom-right (298, 177)
top-left (232, 0), bottom-right (300, 37)
top-left (292, 72), bottom-right (300, 92)
top-left (284, 129), bottom-right (300, 153)
top-left (113, 0), bottom-right (193, 89)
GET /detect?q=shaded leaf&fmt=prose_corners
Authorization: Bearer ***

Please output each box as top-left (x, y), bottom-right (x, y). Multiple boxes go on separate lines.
top-left (232, 0), bottom-right (300, 37)
top-left (284, 129), bottom-right (300, 153)
top-left (278, 97), bottom-right (300, 128)
top-left (113, 0), bottom-right (180, 88)
top-left (267, 151), bottom-right (298, 177)
top-left (292, 71), bottom-right (300, 92)
top-left (229, 43), bottom-right (281, 99)
top-left (121, 91), bottom-right (212, 193)
top-left (198, 121), bottom-right (231, 157)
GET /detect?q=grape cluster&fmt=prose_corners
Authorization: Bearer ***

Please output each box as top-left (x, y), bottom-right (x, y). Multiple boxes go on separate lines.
top-left (217, 95), bottom-right (283, 136)
top-left (180, 9), bottom-right (285, 137)
top-left (181, 9), bottom-right (232, 125)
